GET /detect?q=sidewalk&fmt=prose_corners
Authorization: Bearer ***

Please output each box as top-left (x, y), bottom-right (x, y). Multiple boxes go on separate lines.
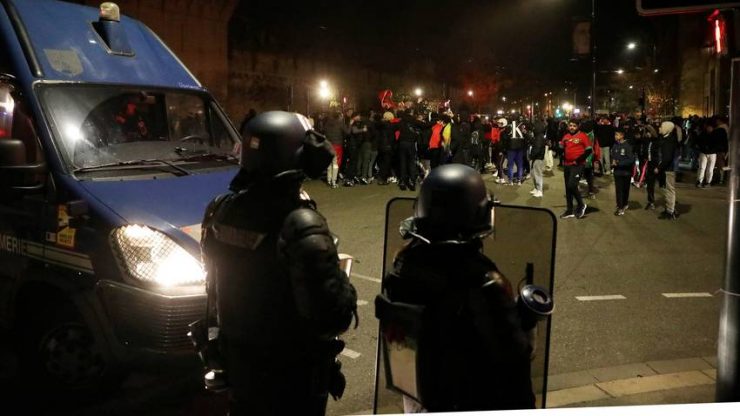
top-left (545, 356), bottom-right (717, 408)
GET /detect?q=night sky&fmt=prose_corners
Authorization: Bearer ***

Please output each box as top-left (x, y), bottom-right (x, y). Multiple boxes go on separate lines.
top-left (231, 0), bottom-right (675, 101)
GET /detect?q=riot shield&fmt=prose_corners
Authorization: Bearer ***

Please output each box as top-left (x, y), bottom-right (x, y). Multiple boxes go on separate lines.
top-left (372, 197), bottom-right (556, 413)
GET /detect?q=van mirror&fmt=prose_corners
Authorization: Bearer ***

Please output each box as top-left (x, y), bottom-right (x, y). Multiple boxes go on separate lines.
top-left (0, 139), bottom-right (46, 193)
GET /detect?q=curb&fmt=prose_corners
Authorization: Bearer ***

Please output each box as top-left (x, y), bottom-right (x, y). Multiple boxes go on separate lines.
top-left (545, 356), bottom-right (717, 408)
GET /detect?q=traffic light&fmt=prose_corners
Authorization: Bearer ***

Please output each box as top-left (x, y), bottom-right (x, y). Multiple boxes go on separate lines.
top-left (709, 10), bottom-right (729, 56)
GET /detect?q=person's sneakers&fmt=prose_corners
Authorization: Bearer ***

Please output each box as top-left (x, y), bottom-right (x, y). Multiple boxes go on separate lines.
top-left (645, 202), bottom-right (656, 210)
top-left (658, 210), bottom-right (679, 220)
top-left (704, 183), bottom-right (712, 188)
top-left (532, 190), bottom-right (543, 198)
top-left (408, 181), bottom-right (417, 192)
top-left (399, 181), bottom-right (407, 191)
top-left (388, 176), bottom-right (398, 184)
top-left (614, 208), bottom-right (625, 216)
top-left (530, 188), bottom-right (538, 195)
top-left (343, 179), bottom-right (355, 187)
top-left (696, 181), bottom-right (703, 188)
top-left (560, 210), bottom-right (575, 219)
top-left (576, 204), bottom-right (587, 219)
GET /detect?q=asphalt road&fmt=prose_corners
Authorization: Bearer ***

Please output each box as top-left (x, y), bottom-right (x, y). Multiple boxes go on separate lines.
top-left (313, 168), bottom-right (727, 415)
top-left (1, 167), bottom-right (727, 415)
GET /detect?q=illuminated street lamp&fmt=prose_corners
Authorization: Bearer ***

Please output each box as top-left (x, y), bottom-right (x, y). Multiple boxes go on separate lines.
top-left (502, 96), bottom-right (507, 102)
top-left (616, 69), bottom-right (625, 74)
top-left (562, 102), bottom-right (573, 115)
top-left (468, 90), bottom-right (474, 97)
top-left (629, 85), bottom-right (634, 90)
top-left (414, 87), bottom-right (423, 97)
top-left (627, 42), bottom-right (637, 50)
top-left (497, 109), bottom-right (504, 115)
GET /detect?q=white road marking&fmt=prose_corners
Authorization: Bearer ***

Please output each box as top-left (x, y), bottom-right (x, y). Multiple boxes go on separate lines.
top-left (351, 273), bottom-right (382, 283)
top-left (357, 300), bottom-right (369, 306)
top-left (662, 292), bottom-right (713, 298)
top-left (575, 295), bottom-right (627, 301)
top-left (341, 348), bottom-right (361, 359)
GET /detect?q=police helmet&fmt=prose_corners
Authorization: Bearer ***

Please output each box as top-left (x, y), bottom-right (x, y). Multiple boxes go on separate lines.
top-left (414, 164), bottom-right (494, 242)
top-left (240, 111), bottom-right (334, 178)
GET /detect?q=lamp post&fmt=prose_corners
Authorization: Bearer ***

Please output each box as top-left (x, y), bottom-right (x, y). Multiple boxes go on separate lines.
top-left (591, 0), bottom-right (596, 118)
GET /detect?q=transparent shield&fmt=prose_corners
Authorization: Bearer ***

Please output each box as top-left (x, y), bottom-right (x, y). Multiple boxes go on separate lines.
top-left (373, 197), bottom-right (556, 413)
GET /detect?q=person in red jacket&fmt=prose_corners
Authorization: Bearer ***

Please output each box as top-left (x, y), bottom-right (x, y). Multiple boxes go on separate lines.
top-left (559, 120), bottom-right (592, 219)
top-left (428, 115), bottom-right (445, 169)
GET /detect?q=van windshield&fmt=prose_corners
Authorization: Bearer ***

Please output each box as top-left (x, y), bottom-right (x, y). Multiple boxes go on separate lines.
top-left (37, 84), bottom-right (240, 173)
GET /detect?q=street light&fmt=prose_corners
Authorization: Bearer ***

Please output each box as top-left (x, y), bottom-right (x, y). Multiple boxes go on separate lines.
top-left (629, 85), bottom-right (634, 90)
top-left (502, 96), bottom-right (507, 102)
top-left (468, 90), bottom-right (474, 97)
top-left (319, 80), bottom-right (328, 88)
top-left (414, 87), bottom-right (423, 97)
top-left (616, 69), bottom-right (625, 74)
top-left (654, 68), bottom-right (659, 73)
top-left (627, 42), bottom-right (637, 50)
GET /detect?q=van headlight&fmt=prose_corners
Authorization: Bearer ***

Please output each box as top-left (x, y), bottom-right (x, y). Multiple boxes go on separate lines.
top-left (111, 225), bottom-right (205, 287)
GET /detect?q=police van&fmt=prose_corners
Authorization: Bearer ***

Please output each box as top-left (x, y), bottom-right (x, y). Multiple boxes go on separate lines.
top-left (0, 0), bottom-right (240, 393)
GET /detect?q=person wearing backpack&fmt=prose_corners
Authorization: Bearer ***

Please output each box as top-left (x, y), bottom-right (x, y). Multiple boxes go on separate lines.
top-left (503, 118), bottom-right (526, 185)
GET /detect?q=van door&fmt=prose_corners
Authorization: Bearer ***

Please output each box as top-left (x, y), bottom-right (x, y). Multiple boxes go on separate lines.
top-left (0, 75), bottom-right (48, 326)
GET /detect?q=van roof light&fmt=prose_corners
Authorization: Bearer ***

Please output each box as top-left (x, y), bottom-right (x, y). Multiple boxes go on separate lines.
top-left (100, 2), bottom-right (120, 22)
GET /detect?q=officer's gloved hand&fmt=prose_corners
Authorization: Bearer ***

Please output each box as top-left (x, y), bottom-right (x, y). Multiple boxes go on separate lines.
top-left (329, 360), bottom-right (346, 400)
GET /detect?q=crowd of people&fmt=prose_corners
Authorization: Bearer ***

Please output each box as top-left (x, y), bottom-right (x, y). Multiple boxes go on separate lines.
top-left (240, 104), bottom-right (730, 221)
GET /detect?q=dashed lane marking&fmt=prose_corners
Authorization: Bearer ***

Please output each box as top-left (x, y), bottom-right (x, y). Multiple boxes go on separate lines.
top-left (357, 300), bottom-right (369, 306)
top-left (662, 292), bottom-right (713, 298)
top-left (351, 273), bottom-right (382, 283)
top-left (575, 295), bottom-right (627, 301)
top-left (341, 348), bottom-right (361, 359)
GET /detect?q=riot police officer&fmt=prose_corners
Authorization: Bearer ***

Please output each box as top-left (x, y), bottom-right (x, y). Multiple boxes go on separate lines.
top-left (375, 163), bottom-right (552, 412)
top-left (200, 111), bottom-right (358, 415)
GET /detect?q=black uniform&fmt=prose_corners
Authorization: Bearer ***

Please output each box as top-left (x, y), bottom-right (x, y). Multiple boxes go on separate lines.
top-left (376, 164), bottom-right (543, 413)
top-left (200, 111), bottom-right (357, 415)
top-left (382, 240), bottom-right (535, 412)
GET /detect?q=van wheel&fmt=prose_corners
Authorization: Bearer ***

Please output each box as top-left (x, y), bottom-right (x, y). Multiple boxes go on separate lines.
top-left (38, 320), bottom-right (106, 386)
top-left (16, 299), bottom-right (126, 404)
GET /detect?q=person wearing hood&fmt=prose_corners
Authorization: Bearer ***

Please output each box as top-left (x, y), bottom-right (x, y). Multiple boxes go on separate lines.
top-left (655, 121), bottom-right (680, 220)
top-left (528, 118), bottom-right (547, 198)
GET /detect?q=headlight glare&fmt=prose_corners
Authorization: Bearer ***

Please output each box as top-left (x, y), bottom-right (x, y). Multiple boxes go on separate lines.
top-left (112, 225), bottom-right (205, 287)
